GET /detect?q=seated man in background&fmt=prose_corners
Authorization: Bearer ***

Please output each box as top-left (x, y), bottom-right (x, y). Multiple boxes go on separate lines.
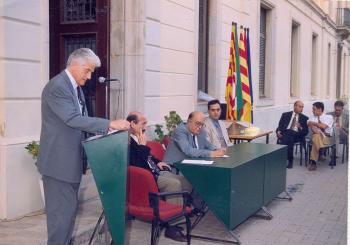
top-left (127, 111), bottom-right (192, 242)
top-left (164, 111), bottom-right (226, 164)
top-left (327, 100), bottom-right (349, 156)
top-left (276, 100), bottom-right (309, 168)
top-left (205, 99), bottom-right (233, 149)
top-left (307, 102), bottom-right (334, 171)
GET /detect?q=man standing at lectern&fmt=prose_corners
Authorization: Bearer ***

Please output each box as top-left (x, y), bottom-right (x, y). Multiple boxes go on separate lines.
top-left (37, 48), bottom-right (130, 245)
top-left (276, 100), bottom-right (309, 168)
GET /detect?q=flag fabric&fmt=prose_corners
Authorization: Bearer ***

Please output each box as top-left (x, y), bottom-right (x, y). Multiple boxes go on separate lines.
top-left (234, 24), bottom-right (243, 120)
top-left (245, 28), bottom-right (254, 122)
top-left (238, 26), bottom-right (252, 122)
top-left (225, 23), bottom-right (237, 120)
top-left (225, 23), bottom-right (253, 122)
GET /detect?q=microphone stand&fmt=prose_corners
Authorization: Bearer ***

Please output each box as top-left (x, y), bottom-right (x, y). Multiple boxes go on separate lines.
top-left (105, 82), bottom-right (110, 119)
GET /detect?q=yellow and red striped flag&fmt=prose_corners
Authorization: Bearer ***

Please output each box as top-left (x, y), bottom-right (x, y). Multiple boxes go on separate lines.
top-left (225, 23), bottom-right (237, 120)
top-left (238, 26), bottom-right (252, 122)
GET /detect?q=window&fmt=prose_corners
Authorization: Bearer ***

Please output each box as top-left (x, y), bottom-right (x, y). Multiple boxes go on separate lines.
top-left (326, 43), bottom-right (331, 95)
top-left (198, 0), bottom-right (209, 93)
top-left (311, 33), bottom-right (318, 96)
top-left (259, 3), bottom-right (273, 99)
top-left (290, 21), bottom-right (300, 97)
top-left (259, 7), bottom-right (267, 98)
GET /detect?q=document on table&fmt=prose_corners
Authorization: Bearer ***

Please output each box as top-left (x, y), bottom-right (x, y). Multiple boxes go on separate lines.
top-left (181, 159), bottom-right (214, 165)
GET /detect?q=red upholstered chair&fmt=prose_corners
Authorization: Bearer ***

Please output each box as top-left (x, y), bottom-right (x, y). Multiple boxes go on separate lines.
top-left (127, 166), bottom-right (192, 245)
top-left (162, 135), bottom-right (170, 148)
top-left (146, 141), bottom-right (165, 161)
top-left (147, 140), bottom-right (179, 174)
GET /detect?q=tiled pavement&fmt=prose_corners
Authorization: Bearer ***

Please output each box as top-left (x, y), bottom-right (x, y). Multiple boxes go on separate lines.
top-left (0, 152), bottom-right (347, 245)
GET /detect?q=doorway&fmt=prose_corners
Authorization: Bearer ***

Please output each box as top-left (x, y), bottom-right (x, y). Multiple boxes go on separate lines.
top-left (49, 0), bottom-right (110, 118)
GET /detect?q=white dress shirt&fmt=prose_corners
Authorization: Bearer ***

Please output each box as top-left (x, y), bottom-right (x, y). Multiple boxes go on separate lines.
top-left (308, 113), bottom-right (334, 135)
top-left (287, 112), bottom-right (299, 131)
top-left (65, 69), bottom-right (83, 114)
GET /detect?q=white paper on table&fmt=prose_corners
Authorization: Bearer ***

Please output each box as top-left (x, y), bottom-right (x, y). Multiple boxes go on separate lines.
top-left (222, 155), bottom-right (229, 158)
top-left (181, 159), bottom-right (214, 165)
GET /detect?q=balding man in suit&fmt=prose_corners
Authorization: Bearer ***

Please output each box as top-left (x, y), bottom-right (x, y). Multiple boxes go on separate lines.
top-left (276, 100), bottom-right (309, 168)
top-left (164, 111), bottom-right (226, 164)
top-left (37, 48), bottom-right (129, 245)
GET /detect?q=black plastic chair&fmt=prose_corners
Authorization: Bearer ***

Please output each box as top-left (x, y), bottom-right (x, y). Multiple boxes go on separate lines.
top-left (276, 138), bottom-right (307, 166)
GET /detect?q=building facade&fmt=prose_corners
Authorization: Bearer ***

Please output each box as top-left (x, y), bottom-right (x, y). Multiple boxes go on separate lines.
top-left (0, 0), bottom-right (349, 218)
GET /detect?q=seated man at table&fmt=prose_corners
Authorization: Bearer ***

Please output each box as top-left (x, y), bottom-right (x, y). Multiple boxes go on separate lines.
top-left (205, 99), bottom-right (233, 149)
top-left (327, 100), bottom-right (349, 156)
top-left (307, 102), bottom-right (334, 171)
top-left (127, 111), bottom-right (192, 241)
top-left (127, 111), bottom-right (192, 203)
top-left (164, 111), bottom-right (226, 164)
top-left (276, 100), bottom-right (309, 168)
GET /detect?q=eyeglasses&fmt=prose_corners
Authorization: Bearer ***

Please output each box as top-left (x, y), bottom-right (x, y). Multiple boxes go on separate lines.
top-left (192, 121), bottom-right (206, 128)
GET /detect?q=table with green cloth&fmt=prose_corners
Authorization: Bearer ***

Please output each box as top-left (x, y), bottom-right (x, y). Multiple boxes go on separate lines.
top-left (175, 142), bottom-right (287, 231)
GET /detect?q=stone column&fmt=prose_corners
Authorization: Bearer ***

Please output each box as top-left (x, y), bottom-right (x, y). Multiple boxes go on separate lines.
top-left (110, 0), bottom-right (145, 119)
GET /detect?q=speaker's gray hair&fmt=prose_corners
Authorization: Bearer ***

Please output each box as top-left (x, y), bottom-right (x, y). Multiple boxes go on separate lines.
top-left (66, 48), bottom-right (101, 67)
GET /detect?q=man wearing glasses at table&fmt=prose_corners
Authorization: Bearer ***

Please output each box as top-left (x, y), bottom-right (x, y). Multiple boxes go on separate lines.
top-left (164, 111), bottom-right (226, 164)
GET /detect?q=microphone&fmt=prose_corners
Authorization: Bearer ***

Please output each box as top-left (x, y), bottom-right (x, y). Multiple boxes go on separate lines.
top-left (98, 77), bottom-right (119, 83)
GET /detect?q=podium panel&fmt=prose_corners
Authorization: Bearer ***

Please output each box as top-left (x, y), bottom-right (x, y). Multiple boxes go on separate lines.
top-left (83, 131), bottom-right (129, 245)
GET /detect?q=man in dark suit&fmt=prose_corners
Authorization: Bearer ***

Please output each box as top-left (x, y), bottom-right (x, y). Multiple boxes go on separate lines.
top-left (126, 111), bottom-right (192, 204)
top-left (276, 100), bottom-right (309, 168)
top-left (127, 111), bottom-right (192, 242)
top-left (37, 48), bottom-right (130, 245)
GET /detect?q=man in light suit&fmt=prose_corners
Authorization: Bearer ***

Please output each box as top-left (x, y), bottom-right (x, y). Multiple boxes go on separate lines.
top-left (164, 111), bottom-right (226, 164)
top-left (37, 48), bottom-right (130, 245)
top-left (327, 100), bottom-right (349, 156)
top-left (204, 99), bottom-right (233, 149)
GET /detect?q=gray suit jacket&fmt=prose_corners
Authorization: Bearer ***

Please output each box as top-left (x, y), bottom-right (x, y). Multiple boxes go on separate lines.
top-left (204, 118), bottom-right (233, 149)
top-left (37, 71), bottom-right (110, 183)
top-left (327, 111), bottom-right (349, 135)
top-left (163, 123), bottom-right (217, 164)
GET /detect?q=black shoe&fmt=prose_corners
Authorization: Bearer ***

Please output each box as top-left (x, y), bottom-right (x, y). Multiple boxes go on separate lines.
top-left (286, 160), bottom-right (293, 169)
top-left (308, 160), bottom-right (317, 171)
top-left (164, 226), bottom-right (186, 242)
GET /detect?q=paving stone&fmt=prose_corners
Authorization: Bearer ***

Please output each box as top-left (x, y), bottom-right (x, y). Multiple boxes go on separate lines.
top-left (0, 153), bottom-right (347, 245)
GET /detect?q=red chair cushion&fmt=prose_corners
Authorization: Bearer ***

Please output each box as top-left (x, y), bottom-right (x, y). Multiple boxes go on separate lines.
top-left (128, 200), bottom-right (191, 221)
top-left (127, 166), bottom-right (190, 221)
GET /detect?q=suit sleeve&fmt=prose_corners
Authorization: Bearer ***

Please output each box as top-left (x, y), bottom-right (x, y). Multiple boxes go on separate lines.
top-left (300, 115), bottom-right (309, 136)
top-left (276, 113), bottom-right (285, 133)
top-left (129, 139), bottom-right (159, 168)
top-left (172, 127), bottom-right (211, 157)
top-left (46, 82), bottom-right (109, 134)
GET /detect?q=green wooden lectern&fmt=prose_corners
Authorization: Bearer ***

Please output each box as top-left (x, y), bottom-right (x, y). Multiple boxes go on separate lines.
top-left (83, 131), bottom-right (129, 245)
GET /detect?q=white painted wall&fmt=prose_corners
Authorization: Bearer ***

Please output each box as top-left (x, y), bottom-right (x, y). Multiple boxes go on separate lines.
top-left (144, 0), bottom-right (197, 123)
top-left (0, 0), bottom-right (49, 218)
top-left (195, 0), bottom-right (346, 132)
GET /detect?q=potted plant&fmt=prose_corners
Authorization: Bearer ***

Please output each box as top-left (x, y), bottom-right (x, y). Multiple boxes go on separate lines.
top-left (25, 141), bottom-right (44, 205)
top-left (25, 141), bottom-right (40, 163)
top-left (154, 111), bottom-right (182, 146)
